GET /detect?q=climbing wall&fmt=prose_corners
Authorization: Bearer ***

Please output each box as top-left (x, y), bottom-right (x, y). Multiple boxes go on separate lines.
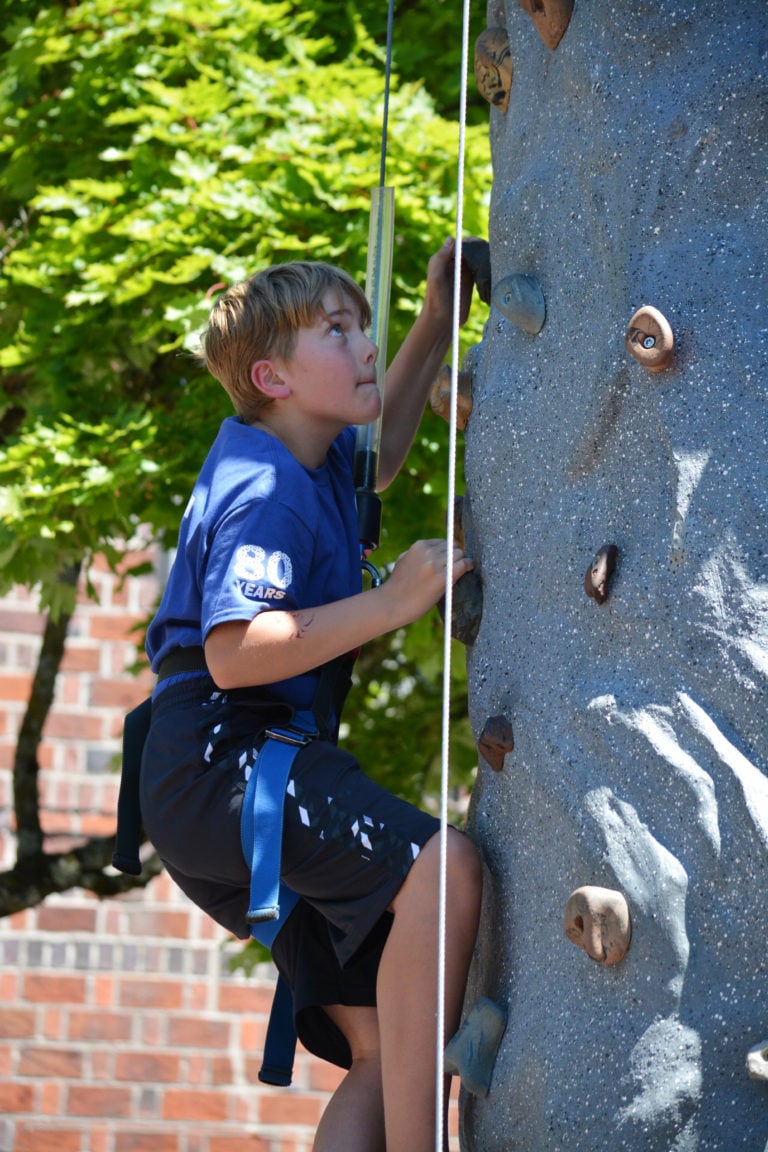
top-left (458, 1), bottom-right (768, 1147)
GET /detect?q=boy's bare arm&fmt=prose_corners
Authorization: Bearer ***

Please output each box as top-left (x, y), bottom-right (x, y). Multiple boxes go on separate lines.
top-left (377, 238), bottom-right (473, 490)
top-left (204, 539), bottom-right (473, 690)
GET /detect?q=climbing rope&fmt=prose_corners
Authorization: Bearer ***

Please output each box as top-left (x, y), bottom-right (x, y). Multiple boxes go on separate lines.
top-left (435, 0), bottom-right (473, 1143)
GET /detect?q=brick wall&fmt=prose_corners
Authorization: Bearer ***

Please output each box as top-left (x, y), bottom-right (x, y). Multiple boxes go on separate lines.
top-left (0, 554), bottom-right (459, 1152)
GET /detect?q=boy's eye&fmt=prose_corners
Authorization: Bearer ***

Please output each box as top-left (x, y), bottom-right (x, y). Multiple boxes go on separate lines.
top-left (329, 322), bottom-right (345, 336)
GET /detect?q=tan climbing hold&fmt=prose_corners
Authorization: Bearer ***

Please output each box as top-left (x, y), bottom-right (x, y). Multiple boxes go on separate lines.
top-left (474, 28), bottom-right (513, 113)
top-left (625, 305), bottom-right (675, 372)
top-left (478, 715), bottom-right (514, 772)
top-left (584, 543), bottom-right (618, 605)
top-left (518, 0), bottom-right (574, 52)
top-left (746, 1040), bottom-right (768, 1083)
top-left (564, 886), bottom-right (632, 966)
top-left (429, 365), bottom-right (473, 431)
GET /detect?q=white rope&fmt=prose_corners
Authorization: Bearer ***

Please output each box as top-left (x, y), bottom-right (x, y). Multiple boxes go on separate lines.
top-left (435, 0), bottom-right (472, 1144)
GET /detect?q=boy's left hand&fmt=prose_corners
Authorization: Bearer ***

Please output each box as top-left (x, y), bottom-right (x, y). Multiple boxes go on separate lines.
top-left (423, 236), bottom-right (475, 334)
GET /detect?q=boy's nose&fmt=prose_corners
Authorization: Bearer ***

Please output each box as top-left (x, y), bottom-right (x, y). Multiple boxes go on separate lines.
top-left (364, 336), bottom-right (378, 363)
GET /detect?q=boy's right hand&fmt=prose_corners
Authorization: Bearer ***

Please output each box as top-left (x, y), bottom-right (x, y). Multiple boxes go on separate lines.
top-left (383, 539), bottom-right (474, 625)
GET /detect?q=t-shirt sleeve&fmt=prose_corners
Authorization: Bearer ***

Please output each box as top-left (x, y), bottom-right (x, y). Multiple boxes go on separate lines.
top-left (200, 497), bottom-right (313, 640)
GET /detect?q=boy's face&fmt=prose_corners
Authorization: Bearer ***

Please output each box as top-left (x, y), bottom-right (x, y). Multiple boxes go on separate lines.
top-left (270, 290), bottom-right (380, 433)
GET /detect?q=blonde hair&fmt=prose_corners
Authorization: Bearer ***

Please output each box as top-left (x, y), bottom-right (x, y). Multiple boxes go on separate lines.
top-left (201, 262), bottom-right (371, 423)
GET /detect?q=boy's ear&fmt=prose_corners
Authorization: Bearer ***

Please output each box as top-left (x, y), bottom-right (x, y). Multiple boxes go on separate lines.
top-left (250, 359), bottom-right (291, 399)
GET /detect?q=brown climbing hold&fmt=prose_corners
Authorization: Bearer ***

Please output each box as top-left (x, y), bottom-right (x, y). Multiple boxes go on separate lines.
top-left (584, 543), bottom-right (618, 605)
top-left (438, 570), bottom-right (483, 646)
top-left (478, 715), bottom-right (514, 772)
top-left (429, 365), bottom-right (474, 431)
top-left (452, 495), bottom-right (465, 552)
top-left (625, 305), bottom-right (675, 372)
top-left (474, 28), bottom-right (513, 113)
top-left (563, 886), bottom-right (632, 966)
top-left (518, 0), bottom-right (574, 52)
top-left (462, 239), bottom-right (492, 305)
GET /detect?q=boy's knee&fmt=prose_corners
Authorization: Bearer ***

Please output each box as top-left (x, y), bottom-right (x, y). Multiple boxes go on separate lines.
top-left (445, 829), bottom-right (483, 898)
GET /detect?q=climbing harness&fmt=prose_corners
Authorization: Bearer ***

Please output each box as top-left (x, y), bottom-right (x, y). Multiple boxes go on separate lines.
top-left (114, 647), bottom-right (354, 1086)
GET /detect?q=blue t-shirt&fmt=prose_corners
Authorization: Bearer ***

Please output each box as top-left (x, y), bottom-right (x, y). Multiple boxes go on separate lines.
top-left (146, 417), bottom-right (362, 711)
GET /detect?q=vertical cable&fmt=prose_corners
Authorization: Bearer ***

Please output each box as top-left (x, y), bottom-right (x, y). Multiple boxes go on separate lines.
top-left (380, 0), bottom-right (395, 188)
top-left (435, 0), bottom-right (472, 1146)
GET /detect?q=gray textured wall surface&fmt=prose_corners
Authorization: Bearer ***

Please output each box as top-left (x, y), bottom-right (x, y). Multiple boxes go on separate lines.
top-left (462, 2), bottom-right (767, 1148)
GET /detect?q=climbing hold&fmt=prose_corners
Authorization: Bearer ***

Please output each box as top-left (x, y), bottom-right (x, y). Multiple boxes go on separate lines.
top-left (462, 238), bottom-right (492, 305)
top-left (625, 305), bottom-right (675, 372)
top-left (452, 495), bottom-right (466, 551)
top-left (429, 365), bottom-right (473, 430)
top-left (478, 715), bottom-right (514, 773)
top-left (444, 996), bottom-right (507, 1097)
top-left (439, 570), bottom-right (483, 647)
top-left (746, 1041), bottom-right (768, 1083)
top-left (584, 543), bottom-right (618, 605)
top-left (492, 274), bottom-right (546, 334)
top-left (518, 0), bottom-right (574, 51)
top-left (563, 886), bottom-right (632, 966)
top-left (474, 28), bottom-right (513, 113)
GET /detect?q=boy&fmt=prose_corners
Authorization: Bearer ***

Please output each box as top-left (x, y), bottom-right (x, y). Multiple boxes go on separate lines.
top-left (139, 238), bottom-right (482, 1151)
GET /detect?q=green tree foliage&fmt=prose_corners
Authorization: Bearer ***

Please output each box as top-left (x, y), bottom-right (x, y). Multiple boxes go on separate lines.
top-left (0, 0), bottom-right (491, 906)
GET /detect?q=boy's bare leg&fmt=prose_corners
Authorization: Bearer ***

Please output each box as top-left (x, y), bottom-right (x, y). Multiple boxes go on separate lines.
top-left (313, 1004), bottom-right (386, 1152)
top-left (377, 830), bottom-right (482, 1151)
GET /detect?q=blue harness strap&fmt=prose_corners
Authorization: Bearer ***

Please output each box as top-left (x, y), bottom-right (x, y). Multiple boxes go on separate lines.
top-left (239, 709), bottom-right (319, 1086)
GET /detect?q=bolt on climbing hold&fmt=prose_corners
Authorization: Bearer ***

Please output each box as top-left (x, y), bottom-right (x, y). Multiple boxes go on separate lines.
top-left (563, 885), bottom-right (632, 966)
top-left (518, 0), bottom-right (574, 51)
top-left (746, 1041), bottom-right (768, 1083)
top-left (478, 715), bottom-right (515, 772)
top-left (474, 28), bottom-right (513, 112)
top-left (625, 305), bottom-right (675, 372)
top-left (429, 365), bottom-right (474, 430)
top-left (439, 569), bottom-right (483, 647)
top-left (492, 273), bottom-right (546, 334)
top-left (584, 543), bottom-right (618, 604)
top-left (444, 996), bottom-right (508, 1097)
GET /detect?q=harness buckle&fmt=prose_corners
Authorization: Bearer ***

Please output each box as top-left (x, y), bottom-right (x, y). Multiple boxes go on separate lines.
top-left (264, 722), bottom-right (317, 748)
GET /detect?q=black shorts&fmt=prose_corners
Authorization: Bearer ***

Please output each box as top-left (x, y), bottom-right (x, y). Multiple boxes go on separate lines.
top-left (139, 674), bottom-right (440, 1067)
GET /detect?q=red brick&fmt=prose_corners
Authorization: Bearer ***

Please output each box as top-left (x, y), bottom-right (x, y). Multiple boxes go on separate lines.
top-left (258, 1091), bottom-right (323, 1127)
top-left (0, 608), bottom-right (45, 634)
top-left (168, 1016), bottom-right (231, 1049)
top-left (210, 1054), bottom-right (237, 1085)
top-left (115, 1131), bottom-right (180, 1152)
top-left (81, 813), bottom-right (120, 837)
top-left (68, 1010), bottom-right (132, 1042)
top-left (0, 1007), bottom-right (36, 1038)
top-left (307, 1060), bottom-right (344, 1092)
top-left (15, 1125), bottom-right (82, 1152)
top-left (120, 908), bottom-right (191, 939)
top-left (218, 982), bottom-right (275, 1014)
top-left (0, 1080), bottom-right (36, 1111)
top-left (67, 1084), bottom-right (132, 1118)
top-left (90, 679), bottom-right (149, 709)
top-left (43, 713), bottom-right (104, 741)
top-left (88, 614), bottom-right (144, 642)
top-left (36, 905), bottom-right (97, 933)
top-left (40, 1079), bottom-right (64, 1115)
top-left (162, 1088), bottom-right (229, 1122)
top-left (23, 973), bottom-right (86, 1004)
top-left (18, 1045), bottom-right (83, 1078)
top-left (119, 978), bottom-right (183, 1011)
top-left (115, 1051), bottom-right (180, 1083)
top-left (209, 1138), bottom-right (271, 1152)
top-left (0, 672), bottom-right (33, 701)
top-left (60, 645), bottom-right (102, 672)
